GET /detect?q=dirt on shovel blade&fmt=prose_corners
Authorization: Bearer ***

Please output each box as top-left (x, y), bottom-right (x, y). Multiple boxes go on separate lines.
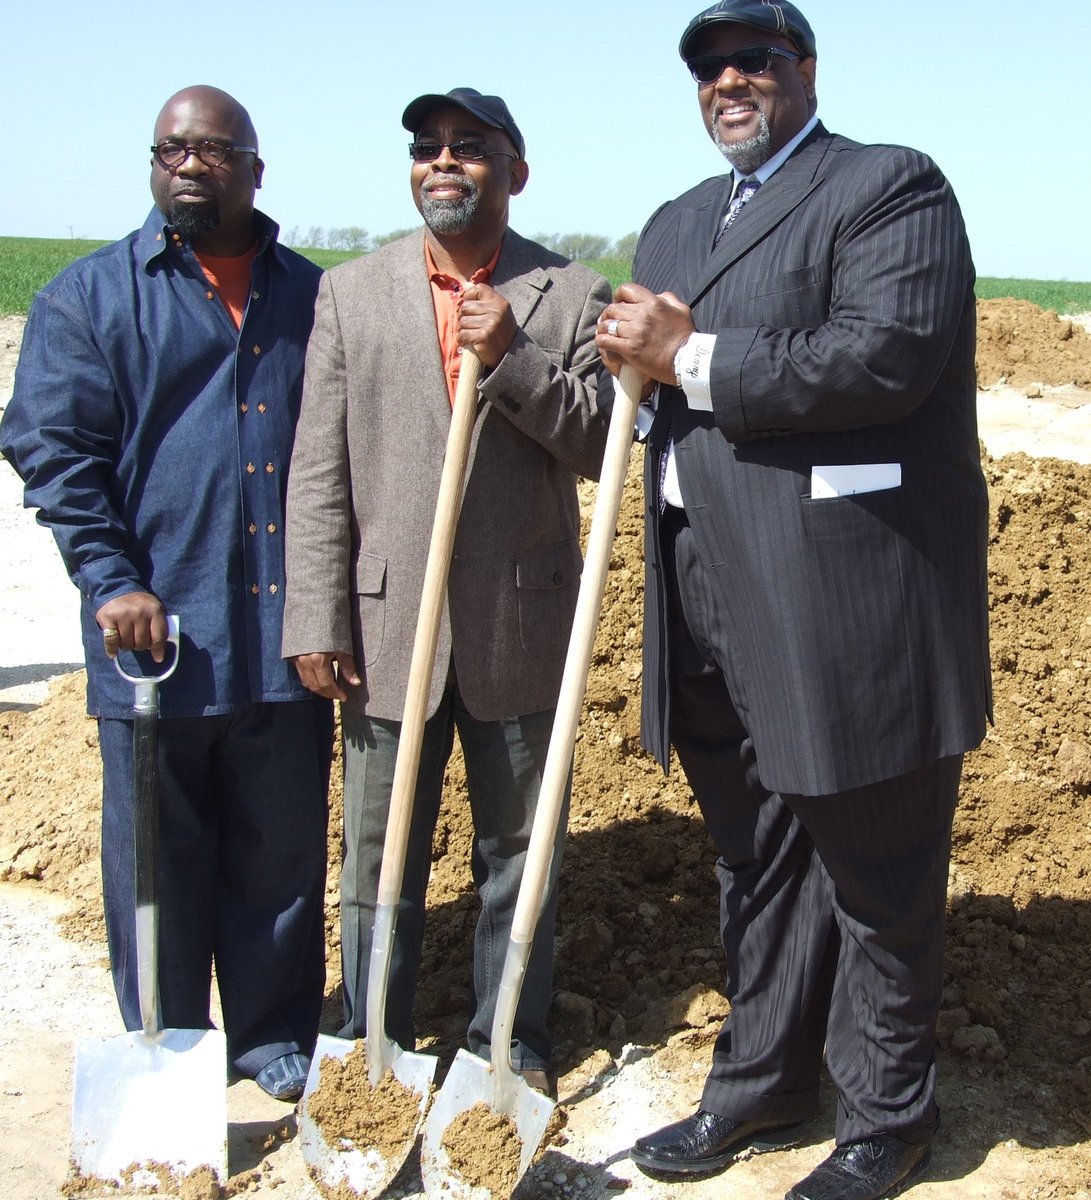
top-left (61, 1160), bottom-right (220, 1198)
top-left (307, 1041), bottom-right (424, 1164)
top-left (441, 1102), bottom-right (524, 1197)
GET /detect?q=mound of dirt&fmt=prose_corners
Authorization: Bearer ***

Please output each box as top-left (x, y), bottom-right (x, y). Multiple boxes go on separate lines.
top-left (0, 673), bottom-right (103, 942)
top-left (976, 298), bottom-right (1091, 389)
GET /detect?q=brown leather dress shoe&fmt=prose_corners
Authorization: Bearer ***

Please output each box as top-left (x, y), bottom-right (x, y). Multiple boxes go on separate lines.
top-left (631, 1109), bottom-right (806, 1176)
top-left (785, 1134), bottom-right (932, 1200)
top-left (519, 1069), bottom-right (557, 1100)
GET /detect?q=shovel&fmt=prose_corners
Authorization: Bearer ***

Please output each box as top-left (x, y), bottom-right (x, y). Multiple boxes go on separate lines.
top-left (420, 363), bottom-right (644, 1197)
top-left (300, 350), bottom-right (484, 1196)
top-left (71, 615), bottom-right (228, 1188)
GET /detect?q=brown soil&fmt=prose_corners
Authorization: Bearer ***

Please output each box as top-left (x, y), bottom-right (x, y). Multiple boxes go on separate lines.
top-left (5, 297), bottom-right (1091, 1197)
top-left (61, 1163), bottom-right (220, 1199)
top-left (976, 298), bottom-right (1091, 389)
top-left (440, 1103), bottom-right (523, 1196)
top-left (305, 1043), bottom-right (423, 1167)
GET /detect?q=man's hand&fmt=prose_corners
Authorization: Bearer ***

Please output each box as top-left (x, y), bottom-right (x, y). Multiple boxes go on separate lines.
top-left (96, 592), bottom-right (168, 661)
top-left (291, 651), bottom-right (360, 701)
top-left (596, 284), bottom-right (696, 387)
top-left (457, 283), bottom-right (519, 367)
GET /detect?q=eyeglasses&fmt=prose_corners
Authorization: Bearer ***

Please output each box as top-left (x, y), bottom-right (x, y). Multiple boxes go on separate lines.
top-left (151, 140), bottom-right (258, 170)
top-left (687, 46), bottom-right (801, 84)
top-left (408, 140), bottom-right (517, 164)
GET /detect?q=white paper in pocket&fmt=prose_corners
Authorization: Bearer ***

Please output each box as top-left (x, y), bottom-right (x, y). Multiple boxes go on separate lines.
top-left (810, 463), bottom-right (901, 499)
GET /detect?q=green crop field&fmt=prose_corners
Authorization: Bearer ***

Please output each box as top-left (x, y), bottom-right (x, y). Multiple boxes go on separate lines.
top-left (3, 234), bottom-right (1091, 317)
top-left (0, 237), bottom-right (360, 316)
top-left (1, 237), bottom-right (110, 315)
top-left (973, 278), bottom-right (1091, 313)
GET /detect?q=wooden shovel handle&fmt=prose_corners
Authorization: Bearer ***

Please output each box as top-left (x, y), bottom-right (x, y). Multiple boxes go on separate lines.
top-left (376, 352), bottom-right (482, 908)
top-left (509, 363), bottom-right (643, 944)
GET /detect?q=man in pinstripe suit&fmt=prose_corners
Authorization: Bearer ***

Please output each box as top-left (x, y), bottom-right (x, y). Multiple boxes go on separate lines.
top-left (597, 3), bottom-right (991, 1197)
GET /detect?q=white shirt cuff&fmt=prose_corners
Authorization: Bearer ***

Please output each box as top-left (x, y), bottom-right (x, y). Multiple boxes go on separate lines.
top-left (673, 332), bottom-right (717, 412)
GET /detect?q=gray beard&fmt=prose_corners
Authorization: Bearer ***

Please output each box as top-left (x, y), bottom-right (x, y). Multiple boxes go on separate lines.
top-left (169, 200), bottom-right (220, 239)
top-left (420, 179), bottom-right (479, 234)
top-left (713, 111), bottom-right (772, 176)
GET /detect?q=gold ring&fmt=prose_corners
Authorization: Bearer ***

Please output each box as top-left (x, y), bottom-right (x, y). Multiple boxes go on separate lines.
top-left (101, 628), bottom-right (120, 639)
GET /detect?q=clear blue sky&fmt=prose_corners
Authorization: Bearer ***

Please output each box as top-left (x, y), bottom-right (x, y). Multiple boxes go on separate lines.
top-left (3, 0), bottom-right (1086, 279)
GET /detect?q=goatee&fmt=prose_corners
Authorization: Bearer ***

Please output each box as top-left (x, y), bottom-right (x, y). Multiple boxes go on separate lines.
top-left (169, 199), bottom-right (220, 240)
top-left (713, 111), bottom-right (772, 176)
top-left (420, 178), bottom-right (479, 235)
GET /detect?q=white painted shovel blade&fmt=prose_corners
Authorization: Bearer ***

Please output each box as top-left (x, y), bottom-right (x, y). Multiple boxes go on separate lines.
top-left (299, 1033), bottom-right (434, 1198)
top-left (421, 1048), bottom-right (554, 1199)
top-left (71, 1027), bottom-right (226, 1186)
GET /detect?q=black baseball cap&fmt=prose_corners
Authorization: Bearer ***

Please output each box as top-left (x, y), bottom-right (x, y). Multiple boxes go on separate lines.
top-left (679, 0), bottom-right (817, 63)
top-left (401, 88), bottom-right (525, 160)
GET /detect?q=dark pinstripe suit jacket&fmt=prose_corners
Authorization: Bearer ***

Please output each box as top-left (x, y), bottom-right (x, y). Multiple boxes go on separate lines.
top-left (637, 124), bottom-right (992, 795)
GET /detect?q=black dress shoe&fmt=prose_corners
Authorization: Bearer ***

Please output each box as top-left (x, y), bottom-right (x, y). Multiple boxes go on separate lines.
top-left (254, 1052), bottom-right (311, 1102)
top-left (785, 1134), bottom-right (932, 1200)
top-left (631, 1109), bottom-right (806, 1176)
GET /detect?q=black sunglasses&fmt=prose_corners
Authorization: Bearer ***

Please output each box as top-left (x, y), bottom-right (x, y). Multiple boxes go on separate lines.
top-left (408, 140), bottom-right (517, 164)
top-left (151, 139), bottom-right (257, 169)
top-left (687, 46), bottom-right (801, 84)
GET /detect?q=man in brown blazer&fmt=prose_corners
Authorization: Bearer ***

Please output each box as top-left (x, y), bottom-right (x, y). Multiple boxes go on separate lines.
top-left (282, 88), bottom-right (609, 1094)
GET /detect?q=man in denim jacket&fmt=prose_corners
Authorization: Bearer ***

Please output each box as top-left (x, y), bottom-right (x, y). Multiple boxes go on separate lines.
top-left (1, 86), bottom-right (332, 1103)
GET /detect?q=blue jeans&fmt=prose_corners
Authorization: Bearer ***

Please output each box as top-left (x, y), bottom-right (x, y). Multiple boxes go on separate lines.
top-left (98, 699), bottom-right (333, 1077)
top-left (339, 685), bottom-right (569, 1071)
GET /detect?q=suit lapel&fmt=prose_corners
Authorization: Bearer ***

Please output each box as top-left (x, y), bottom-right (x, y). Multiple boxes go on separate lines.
top-left (685, 128), bottom-right (834, 308)
top-left (385, 232), bottom-right (487, 442)
top-left (492, 230), bottom-right (551, 330)
top-left (682, 188), bottom-right (728, 298)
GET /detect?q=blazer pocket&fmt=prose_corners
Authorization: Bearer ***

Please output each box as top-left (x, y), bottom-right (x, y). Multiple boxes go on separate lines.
top-left (749, 264), bottom-right (822, 298)
top-left (799, 486), bottom-right (899, 542)
top-left (351, 552), bottom-right (387, 667)
top-left (515, 538), bottom-right (581, 661)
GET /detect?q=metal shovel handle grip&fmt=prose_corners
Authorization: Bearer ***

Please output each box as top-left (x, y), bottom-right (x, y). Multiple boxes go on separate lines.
top-left (112, 615), bottom-right (182, 686)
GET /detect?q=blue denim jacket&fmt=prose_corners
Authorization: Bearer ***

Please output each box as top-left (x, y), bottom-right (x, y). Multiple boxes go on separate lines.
top-left (1, 208), bottom-right (323, 718)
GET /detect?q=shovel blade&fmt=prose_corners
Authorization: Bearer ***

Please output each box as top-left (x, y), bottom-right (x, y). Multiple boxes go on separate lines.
top-left (300, 1033), bottom-right (436, 1197)
top-left (420, 1048), bottom-right (554, 1199)
top-left (71, 1027), bottom-right (227, 1186)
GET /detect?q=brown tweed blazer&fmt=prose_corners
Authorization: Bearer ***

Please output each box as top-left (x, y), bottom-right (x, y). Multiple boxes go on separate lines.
top-left (281, 228), bottom-right (610, 722)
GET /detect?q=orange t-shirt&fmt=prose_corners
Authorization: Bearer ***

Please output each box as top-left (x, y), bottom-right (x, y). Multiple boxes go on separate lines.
top-left (425, 239), bottom-right (502, 405)
top-left (195, 245), bottom-right (260, 330)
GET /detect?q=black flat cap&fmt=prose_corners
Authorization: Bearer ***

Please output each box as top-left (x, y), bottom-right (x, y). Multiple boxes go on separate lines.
top-left (401, 87), bottom-right (525, 160)
top-left (679, 0), bottom-right (817, 62)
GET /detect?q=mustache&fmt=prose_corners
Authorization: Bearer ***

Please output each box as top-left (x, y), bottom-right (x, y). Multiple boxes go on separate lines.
top-left (714, 98), bottom-right (759, 118)
top-left (170, 185), bottom-right (216, 199)
top-left (421, 174), bottom-right (477, 196)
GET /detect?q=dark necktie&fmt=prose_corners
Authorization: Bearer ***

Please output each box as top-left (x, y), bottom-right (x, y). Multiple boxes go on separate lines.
top-left (713, 176), bottom-right (761, 246)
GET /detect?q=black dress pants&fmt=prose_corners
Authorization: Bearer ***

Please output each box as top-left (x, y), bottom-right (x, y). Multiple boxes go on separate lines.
top-left (664, 509), bottom-right (956, 1145)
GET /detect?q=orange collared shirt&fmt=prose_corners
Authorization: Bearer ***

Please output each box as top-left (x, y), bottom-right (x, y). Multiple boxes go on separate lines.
top-left (195, 244), bottom-right (260, 330)
top-left (425, 238), bottom-right (502, 405)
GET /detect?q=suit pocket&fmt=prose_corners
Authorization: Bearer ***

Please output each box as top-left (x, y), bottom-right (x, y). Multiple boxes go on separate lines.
top-left (352, 552), bottom-right (387, 667)
top-left (515, 538), bottom-right (581, 661)
top-left (748, 264), bottom-right (822, 298)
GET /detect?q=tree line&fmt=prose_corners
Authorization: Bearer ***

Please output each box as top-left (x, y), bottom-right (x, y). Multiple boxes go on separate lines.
top-left (280, 226), bottom-right (639, 262)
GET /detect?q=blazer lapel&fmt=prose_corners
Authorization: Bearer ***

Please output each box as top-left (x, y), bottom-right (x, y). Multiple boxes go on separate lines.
top-left (492, 230), bottom-right (552, 330)
top-left (390, 232), bottom-right (479, 441)
top-left (683, 187), bottom-right (728, 297)
top-left (685, 127), bottom-right (834, 308)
